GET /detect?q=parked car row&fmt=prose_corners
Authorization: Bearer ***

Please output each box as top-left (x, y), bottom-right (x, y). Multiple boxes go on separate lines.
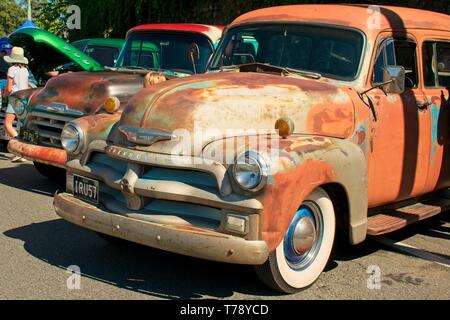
top-left (7, 24), bottom-right (223, 177)
top-left (3, 5), bottom-right (450, 293)
top-left (0, 29), bottom-right (121, 144)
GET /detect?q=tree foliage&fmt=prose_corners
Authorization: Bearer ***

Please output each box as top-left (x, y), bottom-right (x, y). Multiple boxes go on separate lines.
top-left (0, 0), bottom-right (27, 37)
top-left (1, 0), bottom-right (449, 40)
top-left (34, 0), bottom-right (70, 37)
top-left (66, 0), bottom-right (450, 41)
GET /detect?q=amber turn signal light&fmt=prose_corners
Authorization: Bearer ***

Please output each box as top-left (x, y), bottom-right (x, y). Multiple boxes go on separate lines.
top-left (104, 96), bottom-right (121, 113)
top-left (275, 117), bottom-right (295, 138)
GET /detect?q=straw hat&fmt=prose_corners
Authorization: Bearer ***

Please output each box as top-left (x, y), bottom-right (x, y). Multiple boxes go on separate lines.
top-left (4, 46), bottom-right (28, 65)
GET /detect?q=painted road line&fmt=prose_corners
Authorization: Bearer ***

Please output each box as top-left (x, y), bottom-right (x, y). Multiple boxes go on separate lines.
top-left (374, 237), bottom-right (450, 268)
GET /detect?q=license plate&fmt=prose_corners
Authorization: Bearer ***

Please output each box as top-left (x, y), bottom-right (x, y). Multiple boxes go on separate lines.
top-left (20, 128), bottom-right (39, 145)
top-left (73, 175), bottom-right (99, 204)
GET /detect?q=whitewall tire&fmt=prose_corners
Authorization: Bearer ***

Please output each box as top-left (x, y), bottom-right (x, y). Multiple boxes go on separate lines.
top-left (255, 187), bottom-right (336, 293)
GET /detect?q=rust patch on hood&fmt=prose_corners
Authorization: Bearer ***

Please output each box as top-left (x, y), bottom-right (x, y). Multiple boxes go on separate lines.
top-left (118, 72), bottom-right (354, 155)
top-left (29, 71), bottom-right (145, 115)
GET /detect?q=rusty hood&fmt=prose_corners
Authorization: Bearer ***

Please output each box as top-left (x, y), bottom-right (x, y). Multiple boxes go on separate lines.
top-left (29, 71), bottom-right (145, 115)
top-left (117, 71), bottom-right (355, 154)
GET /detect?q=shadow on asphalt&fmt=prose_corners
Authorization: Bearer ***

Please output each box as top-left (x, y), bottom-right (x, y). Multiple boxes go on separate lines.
top-left (3, 217), bottom-right (408, 299)
top-left (330, 213), bottom-right (450, 263)
top-left (0, 158), bottom-right (63, 197)
top-left (3, 208), bottom-right (448, 299)
top-left (379, 213), bottom-right (450, 243)
top-left (2, 141), bottom-right (448, 297)
top-left (3, 219), bottom-right (280, 299)
top-left (371, 213), bottom-right (450, 261)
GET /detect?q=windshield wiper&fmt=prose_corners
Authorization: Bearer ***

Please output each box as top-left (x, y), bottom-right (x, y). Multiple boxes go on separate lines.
top-left (212, 63), bottom-right (322, 79)
top-left (281, 67), bottom-right (322, 80)
top-left (163, 68), bottom-right (193, 75)
top-left (219, 65), bottom-right (241, 71)
top-left (208, 65), bottom-right (240, 71)
top-left (117, 66), bottom-right (148, 70)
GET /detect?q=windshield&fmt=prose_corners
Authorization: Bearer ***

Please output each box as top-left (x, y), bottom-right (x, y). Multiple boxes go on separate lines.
top-left (85, 45), bottom-right (120, 67)
top-left (210, 24), bottom-right (364, 80)
top-left (116, 32), bottom-right (213, 74)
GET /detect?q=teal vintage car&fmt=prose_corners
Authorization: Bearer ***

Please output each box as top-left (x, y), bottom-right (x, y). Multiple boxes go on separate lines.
top-left (70, 38), bottom-right (125, 68)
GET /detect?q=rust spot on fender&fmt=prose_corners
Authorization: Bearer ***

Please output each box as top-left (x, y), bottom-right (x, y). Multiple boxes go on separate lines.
top-left (261, 159), bottom-right (336, 251)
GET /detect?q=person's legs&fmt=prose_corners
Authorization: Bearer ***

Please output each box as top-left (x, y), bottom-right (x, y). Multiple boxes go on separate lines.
top-left (4, 104), bottom-right (18, 138)
top-left (4, 104), bottom-right (26, 162)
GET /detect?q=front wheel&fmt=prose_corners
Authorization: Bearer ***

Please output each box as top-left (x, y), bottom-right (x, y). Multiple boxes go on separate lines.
top-left (33, 162), bottom-right (66, 181)
top-left (0, 139), bottom-right (7, 150)
top-left (255, 187), bottom-right (336, 293)
top-left (95, 232), bottom-right (130, 246)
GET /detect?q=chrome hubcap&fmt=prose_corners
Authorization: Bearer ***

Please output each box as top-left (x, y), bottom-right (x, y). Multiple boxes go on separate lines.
top-left (284, 202), bottom-right (323, 270)
top-left (292, 216), bottom-right (317, 255)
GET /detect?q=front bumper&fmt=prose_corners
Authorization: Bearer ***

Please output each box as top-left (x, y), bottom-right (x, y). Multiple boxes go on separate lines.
top-left (8, 138), bottom-right (67, 168)
top-left (54, 192), bottom-right (269, 265)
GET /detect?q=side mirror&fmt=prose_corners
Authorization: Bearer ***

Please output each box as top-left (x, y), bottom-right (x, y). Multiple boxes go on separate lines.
top-left (383, 65), bottom-right (405, 94)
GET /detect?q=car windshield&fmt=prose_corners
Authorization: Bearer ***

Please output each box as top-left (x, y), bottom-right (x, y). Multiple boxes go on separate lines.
top-left (210, 24), bottom-right (364, 80)
top-left (85, 45), bottom-right (120, 67)
top-left (115, 32), bottom-right (213, 74)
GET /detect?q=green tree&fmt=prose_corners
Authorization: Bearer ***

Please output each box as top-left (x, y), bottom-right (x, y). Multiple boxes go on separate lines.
top-left (33, 0), bottom-right (70, 38)
top-left (0, 0), bottom-right (27, 37)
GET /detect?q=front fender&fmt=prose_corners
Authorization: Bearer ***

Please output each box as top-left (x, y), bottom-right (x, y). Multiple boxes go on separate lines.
top-left (260, 136), bottom-right (368, 251)
top-left (9, 88), bottom-right (41, 123)
top-left (68, 112), bottom-right (121, 158)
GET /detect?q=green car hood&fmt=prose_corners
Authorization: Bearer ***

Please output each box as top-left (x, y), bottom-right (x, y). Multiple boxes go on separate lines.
top-left (8, 28), bottom-right (105, 73)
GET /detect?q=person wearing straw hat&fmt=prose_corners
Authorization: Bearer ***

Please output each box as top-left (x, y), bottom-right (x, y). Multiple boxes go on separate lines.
top-left (2, 46), bottom-right (30, 162)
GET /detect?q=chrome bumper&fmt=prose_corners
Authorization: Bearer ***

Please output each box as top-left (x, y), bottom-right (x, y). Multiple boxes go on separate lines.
top-left (54, 192), bottom-right (269, 265)
top-left (8, 138), bottom-right (67, 168)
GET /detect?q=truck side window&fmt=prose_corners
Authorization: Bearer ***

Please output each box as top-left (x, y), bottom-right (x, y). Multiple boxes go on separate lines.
top-left (373, 38), bottom-right (418, 88)
top-left (423, 41), bottom-right (450, 88)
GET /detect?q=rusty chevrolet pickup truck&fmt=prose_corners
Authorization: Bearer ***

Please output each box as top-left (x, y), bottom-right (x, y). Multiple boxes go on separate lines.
top-left (8, 24), bottom-right (222, 179)
top-left (1, 30), bottom-right (123, 145)
top-left (54, 5), bottom-right (449, 293)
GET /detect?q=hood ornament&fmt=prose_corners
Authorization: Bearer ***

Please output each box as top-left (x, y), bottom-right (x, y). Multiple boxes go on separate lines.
top-left (34, 103), bottom-right (84, 116)
top-left (119, 125), bottom-right (177, 146)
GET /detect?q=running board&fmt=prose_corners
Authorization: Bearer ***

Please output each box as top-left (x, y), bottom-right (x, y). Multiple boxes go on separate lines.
top-left (367, 196), bottom-right (450, 236)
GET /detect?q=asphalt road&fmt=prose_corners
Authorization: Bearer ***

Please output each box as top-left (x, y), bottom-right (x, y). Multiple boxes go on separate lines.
top-left (0, 145), bottom-right (449, 300)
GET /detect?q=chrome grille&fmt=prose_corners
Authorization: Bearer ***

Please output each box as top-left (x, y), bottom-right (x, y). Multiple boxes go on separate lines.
top-left (26, 111), bottom-right (74, 148)
top-left (86, 153), bottom-right (223, 229)
top-left (99, 184), bottom-right (222, 230)
top-left (90, 153), bottom-right (218, 191)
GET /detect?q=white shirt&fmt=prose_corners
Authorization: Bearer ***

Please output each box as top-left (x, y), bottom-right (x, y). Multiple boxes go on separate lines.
top-left (7, 65), bottom-right (29, 93)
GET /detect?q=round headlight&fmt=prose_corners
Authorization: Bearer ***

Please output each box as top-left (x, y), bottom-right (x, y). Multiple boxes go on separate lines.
top-left (61, 123), bottom-right (83, 154)
top-left (14, 99), bottom-right (26, 115)
top-left (233, 151), bottom-right (269, 192)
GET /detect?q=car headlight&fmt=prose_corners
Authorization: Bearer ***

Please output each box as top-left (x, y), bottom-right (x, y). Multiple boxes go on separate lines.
top-left (233, 150), bottom-right (269, 193)
top-left (13, 99), bottom-right (26, 115)
top-left (61, 123), bottom-right (84, 154)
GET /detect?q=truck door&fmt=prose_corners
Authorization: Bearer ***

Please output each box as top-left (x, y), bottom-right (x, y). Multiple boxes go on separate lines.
top-left (367, 34), bottom-right (430, 207)
top-left (421, 38), bottom-right (450, 192)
